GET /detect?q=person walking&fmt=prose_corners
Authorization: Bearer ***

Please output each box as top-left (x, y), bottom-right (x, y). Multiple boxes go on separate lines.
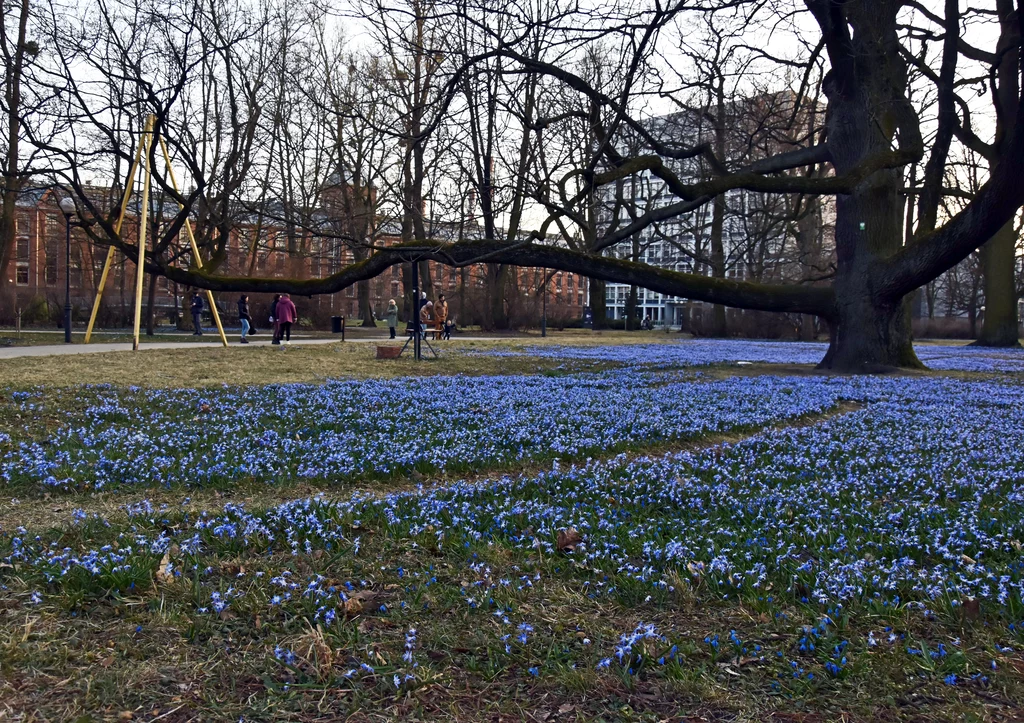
top-left (237, 295), bottom-right (252, 344)
top-left (190, 292), bottom-right (204, 335)
top-left (434, 294), bottom-right (448, 340)
top-left (270, 294), bottom-right (281, 345)
top-left (419, 300), bottom-right (433, 340)
top-left (386, 299), bottom-right (399, 339)
top-left (276, 293), bottom-right (297, 344)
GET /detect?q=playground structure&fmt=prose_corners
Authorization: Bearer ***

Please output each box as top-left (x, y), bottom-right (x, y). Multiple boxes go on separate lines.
top-left (84, 114), bottom-right (228, 350)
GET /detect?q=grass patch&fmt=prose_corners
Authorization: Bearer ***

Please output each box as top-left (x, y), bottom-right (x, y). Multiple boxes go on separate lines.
top-left (0, 339), bottom-right (606, 389)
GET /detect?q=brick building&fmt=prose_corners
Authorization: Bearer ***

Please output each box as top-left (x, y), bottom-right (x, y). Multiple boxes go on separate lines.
top-left (3, 185), bottom-right (587, 329)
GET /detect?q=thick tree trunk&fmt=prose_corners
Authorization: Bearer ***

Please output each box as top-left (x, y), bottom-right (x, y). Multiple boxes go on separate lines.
top-left (822, 289), bottom-right (919, 371)
top-left (821, 150), bottom-right (920, 370)
top-left (485, 263), bottom-right (509, 330)
top-left (358, 279), bottom-right (376, 327)
top-left (589, 277), bottom-right (607, 329)
top-left (816, 2), bottom-right (922, 372)
top-left (974, 220), bottom-right (1020, 346)
top-left (799, 314), bottom-right (816, 341)
top-left (708, 194), bottom-right (728, 336)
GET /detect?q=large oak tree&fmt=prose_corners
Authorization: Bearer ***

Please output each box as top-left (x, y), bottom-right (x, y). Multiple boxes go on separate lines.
top-left (39, 0), bottom-right (1024, 371)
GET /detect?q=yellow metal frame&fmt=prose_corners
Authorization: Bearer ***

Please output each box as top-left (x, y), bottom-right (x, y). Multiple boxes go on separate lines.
top-left (130, 116), bottom-right (154, 351)
top-left (158, 137), bottom-right (228, 347)
top-left (84, 126), bottom-right (146, 343)
top-left (84, 114), bottom-right (229, 349)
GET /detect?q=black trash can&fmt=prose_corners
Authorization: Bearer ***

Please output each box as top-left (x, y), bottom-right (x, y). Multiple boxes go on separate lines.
top-left (331, 316), bottom-right (344, 334)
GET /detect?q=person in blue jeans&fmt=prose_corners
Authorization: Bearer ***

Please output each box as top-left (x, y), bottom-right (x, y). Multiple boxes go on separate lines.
top-left (190, 292), bottom-right (204, 335)
top-left (237, 295), bottom-right (252, 344)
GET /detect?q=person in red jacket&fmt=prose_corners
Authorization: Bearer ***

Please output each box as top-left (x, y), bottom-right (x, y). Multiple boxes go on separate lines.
top-left (274, 293), bottom-right (297, 344)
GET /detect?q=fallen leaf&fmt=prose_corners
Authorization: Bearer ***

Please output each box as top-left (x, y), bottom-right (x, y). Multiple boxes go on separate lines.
top-left (155, 552), bottom-right (173, 584)
top-left (962, 598), bottom-right (981, 620)
top-left (100, 655), bottom-right (116, 668)
top-left (558, 703), bottom-right (575, 714)
top-left (344, 589), bottom-right (377, 616)
top-left (556, 527), bottom-right (582, 553)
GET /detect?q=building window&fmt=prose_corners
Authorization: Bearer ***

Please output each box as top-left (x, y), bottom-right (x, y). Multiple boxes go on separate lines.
top-left (44, 240), bottom-right (59, 285)
top-left (391, 281), bottom-right (400, 298)
top-left (16, 217), bottom-right (29, 235)
top-left (16, 236), bottom-right (29, 262)
top-left (449, 269), bottom-right (457, 288)
top-left (69, 249), bottom-right (83, 288)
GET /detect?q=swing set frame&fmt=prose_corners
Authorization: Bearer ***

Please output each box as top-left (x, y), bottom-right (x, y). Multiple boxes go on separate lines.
top-left (83, 114), bottom-right (228, 350)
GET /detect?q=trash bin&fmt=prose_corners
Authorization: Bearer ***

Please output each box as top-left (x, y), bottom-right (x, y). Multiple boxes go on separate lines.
top-left (331, 316), bottom-right (344, 334)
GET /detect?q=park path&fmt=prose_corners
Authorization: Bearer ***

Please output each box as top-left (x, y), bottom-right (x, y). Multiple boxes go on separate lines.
top-left (0, 335), bottom-right (507, 359)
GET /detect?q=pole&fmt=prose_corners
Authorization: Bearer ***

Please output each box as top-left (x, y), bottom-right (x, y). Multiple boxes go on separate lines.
top-left (85, 128), bottom-right (146, 343)
top-left (64, 215), bottom-right (72, 343)
top-left (412, 261), bottom-right (421, 361)
top-left (541, 273), bottom-right (547, 338)
top-left (158, 137), bottom-right (228, 347)
top-left (132, 115), bottom-right (155, 351)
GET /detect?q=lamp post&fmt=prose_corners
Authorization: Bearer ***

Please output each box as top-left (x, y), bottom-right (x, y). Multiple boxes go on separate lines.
top-left (58, 197), bottom-right (76, 344)
top-left (541, 272), bottom-right (548, 338)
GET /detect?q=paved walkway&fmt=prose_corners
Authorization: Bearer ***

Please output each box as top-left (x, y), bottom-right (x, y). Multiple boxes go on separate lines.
top-left (0, 335), bottom-right (506, 359)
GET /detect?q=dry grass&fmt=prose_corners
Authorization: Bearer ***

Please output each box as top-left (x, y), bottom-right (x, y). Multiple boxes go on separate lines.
top-left (0, 330), bottom-right (705, 389)
top-left (0, 339), bottom-right (585, 389)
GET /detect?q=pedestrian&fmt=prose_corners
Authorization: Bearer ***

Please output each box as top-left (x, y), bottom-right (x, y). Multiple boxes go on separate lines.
top-left (270, 294), bottom-right (281, 345)
top-left (191, 292), bottom-right (204, 335)
top-left (386, 298), bottom-right (398, 339)
top-left (276, 293), bottom-right (297, 344)
top-left (419, 300), bottom-right (433, 340)
top-left (434, 293), bottom-right (448, 340)
top-left (443, 317), bottom-right (454, 340)
top-left (237, 294), bottom-right (252, 344)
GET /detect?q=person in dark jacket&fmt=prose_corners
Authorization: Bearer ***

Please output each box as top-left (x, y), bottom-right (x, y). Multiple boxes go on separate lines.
top-left (270, 294), bottom-right (281, 345)
top-left (191, 292), bottom-right (204, 335)
top-left (237, 295), bottom-right (253, 344)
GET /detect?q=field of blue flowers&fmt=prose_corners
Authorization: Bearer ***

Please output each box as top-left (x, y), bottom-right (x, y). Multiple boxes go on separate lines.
top-left (0, 370), bottom-right (850, 493)
top-left (1, 340), bottom-right (1023, 721)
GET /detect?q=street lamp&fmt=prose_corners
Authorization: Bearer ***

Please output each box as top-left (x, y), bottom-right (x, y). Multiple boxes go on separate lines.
top-left (541, 272), bottom-right (548, 338)
top-left (59, 197), bottom-right (76, 344)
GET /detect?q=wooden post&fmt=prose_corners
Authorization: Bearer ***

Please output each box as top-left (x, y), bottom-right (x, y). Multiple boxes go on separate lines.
top-left (84, 130), bottom-right (146, 343)
top-left (131, 115), bottom-right (155, 351)
top-left (158, 137), bottom-right (228, 347)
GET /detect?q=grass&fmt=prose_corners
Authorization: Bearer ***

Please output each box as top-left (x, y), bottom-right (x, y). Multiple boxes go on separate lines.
top-left (0, 338), bottom-right (614, 388)
top-left (1, 339), bottom-right (1023, 721)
